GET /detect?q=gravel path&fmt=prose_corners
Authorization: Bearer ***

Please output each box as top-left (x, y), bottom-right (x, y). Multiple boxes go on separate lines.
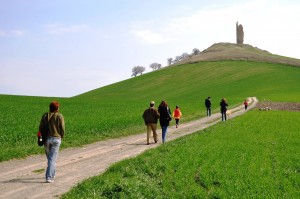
top-left (0, 97), bottom-right (258, 199)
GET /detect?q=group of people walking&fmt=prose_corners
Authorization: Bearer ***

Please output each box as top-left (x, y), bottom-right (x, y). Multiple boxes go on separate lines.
top-left (144, 97), bottom-right (249, 145)
top-left (205, 97), bottom-right (248, 120)
top-left (38, 97), bottom-right (248, 183)
top-left (205, 96), bottom-right (230, 121)
top-left (142, 100), bottom-right (182, 145)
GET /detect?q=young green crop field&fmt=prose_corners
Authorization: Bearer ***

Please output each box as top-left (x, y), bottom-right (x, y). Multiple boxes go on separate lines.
top-left (62, 110), bottom-right (300, 198)
top-left (0, 60), bottom-right (300, 162)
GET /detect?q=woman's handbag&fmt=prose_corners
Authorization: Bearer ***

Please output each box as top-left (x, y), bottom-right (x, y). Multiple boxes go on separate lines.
top-left (37, 131), bottom-right (44, 146)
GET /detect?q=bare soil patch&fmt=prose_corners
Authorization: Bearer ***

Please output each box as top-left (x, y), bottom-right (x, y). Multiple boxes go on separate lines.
top-left (256, 102), bottom-right (300, 111)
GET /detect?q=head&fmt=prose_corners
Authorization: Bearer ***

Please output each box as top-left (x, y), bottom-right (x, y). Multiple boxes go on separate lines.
top-left (176, 105), bottom-right (179, 109)
top-left (49, 101), bottom-right (60, 112)
top-left (222, 98), bottom-right (226, 102)
top-left (208, 96), bottom-right (211, 99)
top-left (160, 100), bottom-right (167, 107)
top-left (150, 101), bottom-right (155, 107)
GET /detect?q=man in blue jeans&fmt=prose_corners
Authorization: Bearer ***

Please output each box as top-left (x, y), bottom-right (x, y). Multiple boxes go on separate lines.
top-left (39, 101), bottom-right (65, 183)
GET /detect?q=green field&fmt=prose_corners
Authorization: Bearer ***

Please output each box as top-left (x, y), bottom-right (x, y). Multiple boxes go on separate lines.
top-left (62, 110), bottom-right (300, 198)
top-left (0, 61), bottom-right (300, 162)
top-left (1, 60), bottom-right (299, 197)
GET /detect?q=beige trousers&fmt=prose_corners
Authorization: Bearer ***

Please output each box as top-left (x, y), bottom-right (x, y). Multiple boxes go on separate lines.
top-left (146, 123), bottom-right (158, 144)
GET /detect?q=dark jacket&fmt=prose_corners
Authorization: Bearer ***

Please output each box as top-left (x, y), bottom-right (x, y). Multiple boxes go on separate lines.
top-left (220, 101), bottom-right (228, 113)
top-left (158, 105), bottom-right (172, 126)
top-left (143, 107), bottom-right (160, 125)
top-left (205, 98), bottom-right (211, 107)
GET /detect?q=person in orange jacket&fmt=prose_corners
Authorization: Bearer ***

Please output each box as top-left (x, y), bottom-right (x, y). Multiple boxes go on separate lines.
top-left (173, 106), bottom-right (182, 128)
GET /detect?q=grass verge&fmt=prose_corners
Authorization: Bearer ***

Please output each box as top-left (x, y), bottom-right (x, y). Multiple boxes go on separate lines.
top-left (62, 110), bottom-right (300, 198)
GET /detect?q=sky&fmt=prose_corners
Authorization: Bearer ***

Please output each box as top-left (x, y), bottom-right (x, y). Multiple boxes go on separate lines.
top-left (1, 0), bottom-right (300, 97)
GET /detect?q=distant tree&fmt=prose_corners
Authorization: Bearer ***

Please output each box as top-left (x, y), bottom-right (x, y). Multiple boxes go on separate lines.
top-left (192, 48), bottom-right (201, 55)
top-left (149, 63), bottom-right (162, 71)
top-left (174, 55), bottom-right (182, 63)
top-left (167, 58), bottom-right (173, 66)
top-left (181, 52), bottom-right (190, 59)
top-left (132, 66), bottom-right (145, 77)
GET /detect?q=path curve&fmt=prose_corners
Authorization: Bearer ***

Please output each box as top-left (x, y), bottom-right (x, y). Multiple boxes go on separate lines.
top-left (0, 97), bottom-right (258, 199)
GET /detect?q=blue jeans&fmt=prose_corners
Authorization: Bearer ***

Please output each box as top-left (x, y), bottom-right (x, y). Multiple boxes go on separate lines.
top-left (44, 137), bottom-right (61, 180)
top-left (161, 126), bottom-right (168, 143)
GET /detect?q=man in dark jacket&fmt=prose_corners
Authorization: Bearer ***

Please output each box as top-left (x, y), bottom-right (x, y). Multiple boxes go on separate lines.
top-left (205, 96), bottom-right (212, 117)
top-left (143, 101), bottom-right (160, 145)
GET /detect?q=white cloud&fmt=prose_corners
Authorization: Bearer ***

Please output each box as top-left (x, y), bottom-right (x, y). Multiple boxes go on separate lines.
top-left (11, 30), bottom-right (26, 37)
top-left (44, 24), bottom-right (90, 34)
top-left (0, 30), bottom-right (6, 37)
top-left (0, 29), bottom-right (27, 37)
top-left (130, 29), bottom-right (167, 45)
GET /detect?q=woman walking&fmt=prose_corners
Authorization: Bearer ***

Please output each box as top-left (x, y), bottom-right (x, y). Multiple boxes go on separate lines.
top-left (39, 101), bottom-right (65, 183)
top-left (158, 100), bottom-right (172, 143)
top-left (220, 98), bottom-right (228, 121)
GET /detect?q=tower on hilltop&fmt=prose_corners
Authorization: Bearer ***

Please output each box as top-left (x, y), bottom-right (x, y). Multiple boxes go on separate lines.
top-left (236, 22), bottom-right (244, 44)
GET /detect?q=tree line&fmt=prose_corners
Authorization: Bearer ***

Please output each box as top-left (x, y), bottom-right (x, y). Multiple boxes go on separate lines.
top-left (131, 48), bottom-right (201, 77)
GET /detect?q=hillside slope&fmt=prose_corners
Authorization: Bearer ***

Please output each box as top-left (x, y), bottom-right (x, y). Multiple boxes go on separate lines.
top-left (177, 42), bottom-right (300, 67)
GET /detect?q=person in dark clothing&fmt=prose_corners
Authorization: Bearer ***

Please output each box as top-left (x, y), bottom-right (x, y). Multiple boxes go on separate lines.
top-left (142, 101), bottom-right (160, 145)
top-left (220, 98), bottom-right (229, 121)
top-left (158, 100), bottom-right (172, 143)
top-left (205, 96), bottom-right (212, 117)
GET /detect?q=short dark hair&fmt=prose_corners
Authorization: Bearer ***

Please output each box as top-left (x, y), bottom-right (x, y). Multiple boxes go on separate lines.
top-left (49, 101), bottom-right (60, 112)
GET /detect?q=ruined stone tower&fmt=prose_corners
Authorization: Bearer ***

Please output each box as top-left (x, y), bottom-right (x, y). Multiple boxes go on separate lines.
top-left (236, 22), bottom-right (244, 44)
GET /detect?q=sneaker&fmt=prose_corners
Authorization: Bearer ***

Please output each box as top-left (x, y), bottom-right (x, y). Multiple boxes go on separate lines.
top-left (46, 179), bottom-right (54, 183)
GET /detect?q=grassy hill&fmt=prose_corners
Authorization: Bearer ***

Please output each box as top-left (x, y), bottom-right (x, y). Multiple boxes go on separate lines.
top-left (60, 43), bottom-right (300, 198)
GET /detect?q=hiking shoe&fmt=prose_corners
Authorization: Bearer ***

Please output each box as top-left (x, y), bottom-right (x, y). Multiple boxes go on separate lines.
top-left (46, 179), bottom-right (54, 183)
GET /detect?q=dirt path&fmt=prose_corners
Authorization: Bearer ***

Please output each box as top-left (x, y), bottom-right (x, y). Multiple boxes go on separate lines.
top-left (0, 97), bottom-right (258, 199)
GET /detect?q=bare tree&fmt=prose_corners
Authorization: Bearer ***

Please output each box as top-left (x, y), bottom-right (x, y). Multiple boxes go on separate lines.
top-left (167, 58), bottom-right (173, 66)
top-left (181, 52), bottom-right (190, 59)
top-left (149, 63), bottom-right (161, 71)
top-left (132, 66), bottom-right (145, 77)
top-left (192, 48), bottom-right (200, 55)
top-left (174, 55), bottom-right (183, 63)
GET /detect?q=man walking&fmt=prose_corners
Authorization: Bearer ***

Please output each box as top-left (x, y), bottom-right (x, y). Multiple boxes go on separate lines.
top-left (142, 101), bottom-right (160, 145)
top-left (205, 96), bottom-right (212, 117)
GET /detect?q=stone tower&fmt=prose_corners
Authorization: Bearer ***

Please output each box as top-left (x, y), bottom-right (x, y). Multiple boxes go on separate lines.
top-left (236, 22), bottom-right (244, 44)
